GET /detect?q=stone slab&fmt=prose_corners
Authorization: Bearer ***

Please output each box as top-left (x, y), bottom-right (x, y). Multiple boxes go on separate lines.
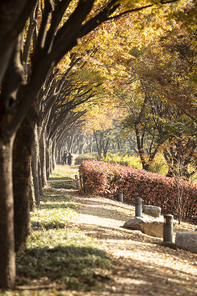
top-left (175, 232), bottom-right (197, 254)
top-left (123, 217), bottom-right (163, 238)
top-left (143, 205), bottom-right (161, 218)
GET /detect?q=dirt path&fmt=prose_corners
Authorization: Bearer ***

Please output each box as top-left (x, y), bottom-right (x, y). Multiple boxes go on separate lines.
top-left (64, 190), bottom-right (197, 296)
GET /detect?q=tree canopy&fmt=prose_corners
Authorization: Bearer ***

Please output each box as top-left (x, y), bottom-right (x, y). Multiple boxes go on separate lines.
top-left (0, 0), bottom-right (196, 290)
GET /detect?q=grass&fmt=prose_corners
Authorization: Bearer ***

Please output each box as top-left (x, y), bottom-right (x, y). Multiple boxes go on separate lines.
top-left (1, 166), bottom-right (114, 296)
top-left (47, 180), bottom-right (76, 189)
top-left (48, 165), bottom-right (78, 189)
top-left (49, 164), bottom-right (79, 180)
top-left (16, 226), bottom-right (112, 289)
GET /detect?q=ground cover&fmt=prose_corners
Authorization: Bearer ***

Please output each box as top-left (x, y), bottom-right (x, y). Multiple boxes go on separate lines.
top-left (71, 194), bottom-right (197, 296)
top-left (0, 179), bottom-right (114, 296)
top-left (1, 164), bottom-right (197, 296)
top-left (48, 164), bottom-right (79, 189)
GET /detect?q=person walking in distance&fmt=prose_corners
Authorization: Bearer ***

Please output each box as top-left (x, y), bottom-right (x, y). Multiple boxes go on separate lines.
top-left (68, 152), bottom-right (73, 165)
top-left (62, 151), bottom-right (67, 164)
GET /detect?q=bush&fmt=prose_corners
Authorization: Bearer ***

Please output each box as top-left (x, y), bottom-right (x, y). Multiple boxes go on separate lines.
top-left (101, 153), bottom-right (170, 175)
top-left (75, 153), bottom-right (98, 165)
top-left (148, 154), bottom-right (168, 176)
top-left (101, 154), bottom-right (142, 169)
top-left (79, 160), bottom-right (197, 224)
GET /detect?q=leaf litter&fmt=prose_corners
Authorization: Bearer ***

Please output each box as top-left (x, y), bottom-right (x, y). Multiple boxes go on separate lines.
top-left (10, 162), bottom-right (197, 296)
top-left (66, 191), bottom-right (197, 296)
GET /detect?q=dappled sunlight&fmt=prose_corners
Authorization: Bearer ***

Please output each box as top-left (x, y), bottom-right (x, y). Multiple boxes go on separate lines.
top-left (36, 165), bottom-right (197, 296)
top-left (67, 193), bottom-right (197, 296)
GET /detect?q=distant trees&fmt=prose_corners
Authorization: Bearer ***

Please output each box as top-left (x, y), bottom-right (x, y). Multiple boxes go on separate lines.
top-left (122, 83), bottom-right (197, 179)
top-left (111, 16), bottom-right (197, 177)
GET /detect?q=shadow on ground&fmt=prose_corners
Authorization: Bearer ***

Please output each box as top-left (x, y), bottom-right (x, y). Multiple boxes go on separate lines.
top-left (16, 245), bottom-right (113, 291)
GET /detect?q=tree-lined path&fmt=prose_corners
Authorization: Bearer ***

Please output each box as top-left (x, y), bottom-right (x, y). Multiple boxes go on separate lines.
top-left (54, 178), bottom-right (197, 296)
top-left (2, 0), bottom-right (197, 291)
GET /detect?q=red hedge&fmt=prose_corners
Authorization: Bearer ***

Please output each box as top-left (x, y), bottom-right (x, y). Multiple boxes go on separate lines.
top-left (79, 160), bottom-right (197, 224)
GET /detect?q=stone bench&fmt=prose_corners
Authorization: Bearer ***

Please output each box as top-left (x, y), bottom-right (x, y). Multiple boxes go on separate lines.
top-left (123, 217), bottom-right (164, 238)
top-left (123, 216), bottom-right (178, 238)
top-left (175, 232), bottom-right (197, 254)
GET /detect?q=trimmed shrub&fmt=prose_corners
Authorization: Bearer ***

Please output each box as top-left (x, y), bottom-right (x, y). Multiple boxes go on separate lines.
top-left (79, 160), bottom-right (197, 223)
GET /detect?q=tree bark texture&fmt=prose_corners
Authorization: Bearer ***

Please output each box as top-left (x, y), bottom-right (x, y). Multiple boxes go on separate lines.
top-left (39, 128), bottom-right (48, 187)
top-left (31, 123), bottom-right (41, 205)
top-left (0, 137), bottom-right (16, 289)
top-left (51, 137), bottom-right (57, 172)
top-left (29, 166), bottom-right (36, 212)
top-left (13, 113), bottom-right (35, 253)
top-left (0, 0), bottom-right (37, 83)
top-left (46, 138), bottom-right (51, 180)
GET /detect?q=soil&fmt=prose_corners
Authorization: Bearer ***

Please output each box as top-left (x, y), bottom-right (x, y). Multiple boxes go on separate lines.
top-left (64, 189), bottom-right (197, 296)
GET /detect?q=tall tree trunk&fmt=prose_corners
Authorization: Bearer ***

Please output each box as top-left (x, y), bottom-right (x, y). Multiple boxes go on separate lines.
top-left (51, 137), bottom-right (56, 172)
top-left (46, 137), bottom-right (50, 180)
top-left (94, 131), bottom-right (102, 159)
top-left (39, 127), bottom-right (48, 187)
top-left (32, 123), bottom-right (41, 205)
top-left (103, 138), bottom-right (110, 157)
top-left (13, 114), bottom-right (34, 253)
top-left (89, 141), bottom-right (93, 153)
top-left (47, 138), bottom-right (54, 177)
top-left (0, 137), bottom-right (16, 289)
top-left (38, 159), bottom-right (43, 196)
top-left (67, 135), bottom-right (75, 153)
top-left (29, 166), bottom-right (36, 212)
top-left (57, 143), bottom-right (61, 164)
top-left (79, 142), bottom-right (84, 154)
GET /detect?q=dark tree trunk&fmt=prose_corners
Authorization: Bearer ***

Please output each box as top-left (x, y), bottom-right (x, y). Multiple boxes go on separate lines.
top-left (39, 127), bottom-right (48, 187)
top-left (0, 0), bottom-right (37, 83)
top-left (13, 113), bottom-right (35, 253)
top-left (38, 159), bottom-right (43, 196)
top-left (142, 163), bottom-right (150, 171)
top-left (103, 138), bottom-right (110, 157)
top-left (46, 138), bottom-right (50, 180)
top-left (79, 142), bottom-right (84, 154)
top-left (0, 137), bottom-right (16, 289)
top-left (94, 130), bottom-right (103, 159)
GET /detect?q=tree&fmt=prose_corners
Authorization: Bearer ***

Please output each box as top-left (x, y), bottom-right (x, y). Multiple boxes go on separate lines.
top-left (162, 116), bottom-right (197, 180)
top-left (134, 24), bottom-right (197, 119)
top-left (0, 0), bottom-right (37, 83)
top-left (0, 0), bottom-right (184, 288)
top-left (122, 83), bottom-right (167, 170)
top-left (122, 79), bottom-right (197, 177)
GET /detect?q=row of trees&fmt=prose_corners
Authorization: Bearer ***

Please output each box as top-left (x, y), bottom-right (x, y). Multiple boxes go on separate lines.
top-left (1, 0), bottom-right (197, 289)
top-left (60, 122), bottom-right (136, 158)
top-left (2, 0), bottom-right (172, 289)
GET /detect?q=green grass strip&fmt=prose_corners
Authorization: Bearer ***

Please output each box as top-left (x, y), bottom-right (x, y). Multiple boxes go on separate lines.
top-left (13, 187), bottom-right (113, 294)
